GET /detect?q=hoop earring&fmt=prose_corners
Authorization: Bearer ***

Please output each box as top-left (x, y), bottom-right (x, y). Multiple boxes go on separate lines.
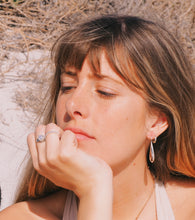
top-left (149, 137), bottom-right (157, 163)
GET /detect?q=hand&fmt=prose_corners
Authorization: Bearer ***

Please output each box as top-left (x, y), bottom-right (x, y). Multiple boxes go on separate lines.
top-left (28, 123), bottom-right (113, 198)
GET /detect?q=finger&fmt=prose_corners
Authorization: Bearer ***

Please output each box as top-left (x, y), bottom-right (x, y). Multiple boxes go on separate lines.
top-left (45, 123), bottom-right (63, 166)
top-left (61, 130), bottom-right (78, 148)
top-left (35, 125), bottom-right (46, 167)
top-left (27, 132), bottom-right (39, 169)
top-left (59, 130), bottom-right (78, 161)
top-left (45, 123), bottom-right (63, 139)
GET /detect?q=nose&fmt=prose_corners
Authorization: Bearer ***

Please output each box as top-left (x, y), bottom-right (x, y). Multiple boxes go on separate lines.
top-left (65, 85), bottom-right (90, 120)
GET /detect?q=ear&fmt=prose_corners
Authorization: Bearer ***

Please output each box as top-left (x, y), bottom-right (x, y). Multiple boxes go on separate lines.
top-left (146, 111), bottom-right (168, 140)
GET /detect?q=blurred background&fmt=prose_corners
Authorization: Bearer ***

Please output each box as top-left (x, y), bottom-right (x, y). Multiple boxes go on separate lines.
top-left (0, 0), bottom-right (194, 210)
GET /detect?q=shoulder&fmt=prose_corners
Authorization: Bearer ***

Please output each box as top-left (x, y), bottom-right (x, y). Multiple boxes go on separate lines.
top-left (0, 190), bottom-right (67, 220)
top-left (165, 177), bottom-right (195, 220)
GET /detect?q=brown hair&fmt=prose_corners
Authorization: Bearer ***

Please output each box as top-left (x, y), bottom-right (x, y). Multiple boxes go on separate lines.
top-left (16, 15), bottom-right (195, 202)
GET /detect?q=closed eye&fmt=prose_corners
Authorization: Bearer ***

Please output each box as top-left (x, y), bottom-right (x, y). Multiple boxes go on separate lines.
top-left (60, 86), bottom-right (75, 93)
top-left (97, 90), bottom-right (116, 98)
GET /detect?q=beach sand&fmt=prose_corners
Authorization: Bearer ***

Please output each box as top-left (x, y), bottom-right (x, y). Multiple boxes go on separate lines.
top-left (0, 50), bottom-right (50, 210)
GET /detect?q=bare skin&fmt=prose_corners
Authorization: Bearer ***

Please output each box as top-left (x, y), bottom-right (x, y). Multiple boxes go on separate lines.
top-left (0, 53), bottom-right (194, 219)
top-left (0, 191), bottom-right (66, 220)
top-left (1, 179), bottom-right (195, 220)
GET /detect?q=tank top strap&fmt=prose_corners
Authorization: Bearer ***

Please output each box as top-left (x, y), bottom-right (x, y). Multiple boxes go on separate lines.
top-left (62, 190), bottom-right (78, 220)
top-left (155, 180), bottom-right (175, 220)
top-left (62, 182), bottom-right (175, 220)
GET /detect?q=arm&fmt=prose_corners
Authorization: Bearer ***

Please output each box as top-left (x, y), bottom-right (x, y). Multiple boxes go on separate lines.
top-left (0, 190), bottom-right (66, 220)
top-left (78, 172), bottom-right (113, 220)
top-left (28, 123), bottom-right (114, 219)
top-left (0, 202), bottom-right (59, 220)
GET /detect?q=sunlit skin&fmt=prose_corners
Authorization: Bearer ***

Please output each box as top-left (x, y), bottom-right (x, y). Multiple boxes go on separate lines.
top-left (53, 52), bottom-right (170, 219)
top-left (56, 52), bottom-right (160, 175)
top-left (1, 52), bottom-right (195, 220)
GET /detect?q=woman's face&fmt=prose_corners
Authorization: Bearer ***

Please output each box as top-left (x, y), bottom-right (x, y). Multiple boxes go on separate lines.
top-left (56, 52), bottom-right (154, 174)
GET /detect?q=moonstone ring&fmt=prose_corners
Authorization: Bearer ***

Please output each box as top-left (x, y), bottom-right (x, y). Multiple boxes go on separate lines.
top-left (36, 134), bottom-right (45, 143)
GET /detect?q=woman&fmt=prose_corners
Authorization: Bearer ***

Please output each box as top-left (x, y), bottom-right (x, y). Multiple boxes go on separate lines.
top-left (0, 15), bottom-right (194, 220)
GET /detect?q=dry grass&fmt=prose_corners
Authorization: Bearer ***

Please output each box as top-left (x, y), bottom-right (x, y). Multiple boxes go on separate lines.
top-left (0, 0), bottom-right (194, 118)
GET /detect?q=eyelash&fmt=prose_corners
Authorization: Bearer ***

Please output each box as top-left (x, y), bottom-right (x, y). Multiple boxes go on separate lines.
top-left (60, 87), bottom-right (115, 99)
top-left (60, 86), bottom-right (75, 93)
top-left (97, 90), bottom-right (115, 98)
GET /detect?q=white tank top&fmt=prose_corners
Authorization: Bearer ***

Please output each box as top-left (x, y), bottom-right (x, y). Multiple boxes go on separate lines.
top-left (63, 181), bottom-right (175, 220)
top-left (155, 180), bottom-right (175, 220)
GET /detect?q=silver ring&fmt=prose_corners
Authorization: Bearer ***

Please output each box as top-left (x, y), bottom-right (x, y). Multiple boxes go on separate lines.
top-left (36, 134), bottom-right (45, 143)
top-left (45, 130), bottom-right (59, 138)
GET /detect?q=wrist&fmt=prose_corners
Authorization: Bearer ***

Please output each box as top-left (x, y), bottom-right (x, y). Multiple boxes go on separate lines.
top-left (83, 174), bottom-right (113, 199)
top-left (78, 177), bottom-right (113, 220)
top-left (76, 165), bottom-right (113, 199)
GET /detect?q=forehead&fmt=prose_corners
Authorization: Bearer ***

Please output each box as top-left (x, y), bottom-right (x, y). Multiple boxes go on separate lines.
top-left (62, 52), bottom-right (125, 83)
top-left (59, 43), bottom-right (143, 93)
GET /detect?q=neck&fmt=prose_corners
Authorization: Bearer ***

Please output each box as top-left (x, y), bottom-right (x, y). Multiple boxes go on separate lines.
top-left (112, 155), bottom-right (154, 219)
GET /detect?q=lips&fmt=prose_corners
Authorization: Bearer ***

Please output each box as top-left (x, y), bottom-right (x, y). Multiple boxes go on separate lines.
top-left (64, 127), bottom-right (95, 141)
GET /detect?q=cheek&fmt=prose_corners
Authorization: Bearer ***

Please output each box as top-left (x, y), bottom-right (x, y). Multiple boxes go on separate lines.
top-left (94, 100), bottom-right (148, 154)
top-left (96, 112), bottom-right (147, 168)
top-left (97, 101), bottom-right (146, 135)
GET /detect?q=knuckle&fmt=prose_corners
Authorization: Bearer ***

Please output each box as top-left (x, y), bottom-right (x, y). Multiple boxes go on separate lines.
top-left (35, 124), bottom-right (46, 133)
top-left (64, 130), bottom-right (74, 137)
top-left (47, 155), bottom-right (57, 167)
top-left (46, 123), bottom-right (62, 137)
top-left (59, 148), bottom-right (73, 162)
top-left (27, 133), bottom-right (35, 143)
top-left (46, 123), bottom-right (58, 131)
top-left (38, 159), bottom-right (47, 170)
top-left (27, 132), bottom-right (34, 139)
top-left (62, 130), bottom-right (76, 144)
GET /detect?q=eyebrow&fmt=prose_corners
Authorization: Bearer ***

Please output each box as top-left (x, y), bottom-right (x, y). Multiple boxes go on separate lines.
top-left (61, 70), bottom-right (124, 86)
top-left (93, 72), bottom-right (124, 86)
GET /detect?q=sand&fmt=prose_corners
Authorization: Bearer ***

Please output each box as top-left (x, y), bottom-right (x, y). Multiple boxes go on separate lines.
top-left (0, 50), bottom-right (50, 210)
